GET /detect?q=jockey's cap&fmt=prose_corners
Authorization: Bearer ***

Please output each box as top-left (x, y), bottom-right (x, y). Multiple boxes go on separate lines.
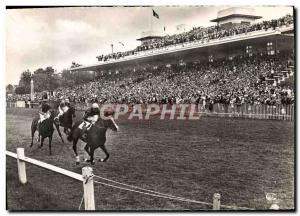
top-left (104, 107), bottom-right (115, 117)
top-left (92, 103), bottom-right (99, 109)
top-left (65, 98), bottom-right (70, 103)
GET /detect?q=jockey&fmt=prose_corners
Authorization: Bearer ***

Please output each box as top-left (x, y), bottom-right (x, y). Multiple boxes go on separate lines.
top-left (59, 99), bottom-right (70, 115)
top-left (84, 103), bottom-right (100, 125)
top-left (55, 98), bottom-right (71, 121)
top-left (81, 103), bottom-right (100, 137)
top-left (38, 100), bottom-right (51, 124)
top-left (65, 98), bottom-right (71, 108)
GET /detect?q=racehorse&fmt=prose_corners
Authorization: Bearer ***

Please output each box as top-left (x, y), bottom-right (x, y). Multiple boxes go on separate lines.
top-left (30, 110), bottom-right (64, 155)
top-left (54, 106), bottom-right (76, 137)
top-left (67, 113), bottom-right (119, 165)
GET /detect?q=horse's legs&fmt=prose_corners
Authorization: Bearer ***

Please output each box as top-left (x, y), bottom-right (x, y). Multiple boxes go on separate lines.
top-left (89, 147), bottom-right (95, 165)
top-left (30, 124), bottom-right (36, 147)
top-left (54, 122), bottom-right (64, 144)
top-left (72, 138), bottom-right (79, 156)
top-left (37, 122), bottom-right (40, 142)
top-left (99, 145), bottom-right (110, 162)
top-left (84, 144), bottom-right (95, 164)
top-left (84, 143), bottom-right (91, 156)
top-left (39, 137), bottom-right (45, 148)
top-left (49, 136), bottom-right (52, 155)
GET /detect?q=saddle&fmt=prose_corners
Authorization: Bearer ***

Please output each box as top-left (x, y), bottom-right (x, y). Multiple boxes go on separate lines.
top-left (78, 121), bottom-right (93, 140)
top-left (78, 118), bottom-right (104, 140)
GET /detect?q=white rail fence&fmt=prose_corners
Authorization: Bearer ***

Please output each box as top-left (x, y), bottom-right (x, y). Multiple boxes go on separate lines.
top-left (7, 148), bottom-right (258, 210)
top-left (6, 148), bottom-right (95, 210)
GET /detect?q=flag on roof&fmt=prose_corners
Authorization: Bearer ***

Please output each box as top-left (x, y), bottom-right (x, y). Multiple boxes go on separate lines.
top-left (152, 9), bottom-right (159, 19)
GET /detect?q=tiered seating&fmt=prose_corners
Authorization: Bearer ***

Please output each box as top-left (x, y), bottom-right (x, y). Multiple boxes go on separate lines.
top-left (52, 52), bottom-right (294, 105)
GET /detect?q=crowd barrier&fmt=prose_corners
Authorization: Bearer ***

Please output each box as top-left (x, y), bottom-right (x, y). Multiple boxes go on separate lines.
top-left (73, 103), bottom-right (294, 121)
top-left (6, 101), bottom-right (294, 121)
top-left (202, 103), bottom-right (294, 121)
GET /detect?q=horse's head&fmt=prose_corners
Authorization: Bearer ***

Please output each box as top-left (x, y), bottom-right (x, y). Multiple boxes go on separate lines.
top-left (102, 114), bottom-right (119, 132)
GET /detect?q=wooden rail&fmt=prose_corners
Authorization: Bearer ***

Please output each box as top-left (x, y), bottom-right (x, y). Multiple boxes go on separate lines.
top-left (6, 148), bottom-right (95, 210)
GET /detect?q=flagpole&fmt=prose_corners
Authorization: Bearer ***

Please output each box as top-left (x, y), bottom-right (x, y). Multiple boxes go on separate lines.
top-left (150, 7), bottom-right (153, 32)
top-left (149, 8), bottom-right (150, 31)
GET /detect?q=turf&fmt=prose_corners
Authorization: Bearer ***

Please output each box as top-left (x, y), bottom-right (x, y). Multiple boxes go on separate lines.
top-left (6, 108), bottom-right (294, 210)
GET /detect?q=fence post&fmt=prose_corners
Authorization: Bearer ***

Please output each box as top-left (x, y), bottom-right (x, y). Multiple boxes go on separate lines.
top-left (82, 167), bottom-right (95, 210)
top-left (16, 148), bottom-right (27, 184)
top-left (213, 193), bottom-right (221, 210)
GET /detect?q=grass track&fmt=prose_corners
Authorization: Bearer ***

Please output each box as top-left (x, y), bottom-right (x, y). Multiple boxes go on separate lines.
top-left (6, 108), bottom-right (294, 210)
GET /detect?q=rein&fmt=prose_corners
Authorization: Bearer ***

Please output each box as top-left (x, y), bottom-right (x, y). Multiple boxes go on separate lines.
top-left (89, 120), bottom-right (107, 130)
top-left (88, 116), bottom-right (114, 130)
top-left (92, 124), bottom-right (107, 130)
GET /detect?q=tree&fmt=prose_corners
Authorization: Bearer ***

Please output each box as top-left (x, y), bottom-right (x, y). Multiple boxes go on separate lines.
top-left (19, 70), bottom-right (32, 86)
top-left (32, 68), bottom-right (47, 92)
top-left (16, 70), bottom-right (32, 94)
top-left (6, 84), bottom-right (14, 94)
top-left (32, 67), bottom-right (59, 92)
top-left (15, 86), bottom-right (27, 95)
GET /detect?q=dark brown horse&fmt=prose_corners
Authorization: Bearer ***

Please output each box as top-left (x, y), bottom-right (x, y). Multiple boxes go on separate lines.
top-left (30, 110), bottom-right (64, 155)
top-left (67, 115), bottom-right (119, 165)
top-left (54, 106), bottom-right (76, 137)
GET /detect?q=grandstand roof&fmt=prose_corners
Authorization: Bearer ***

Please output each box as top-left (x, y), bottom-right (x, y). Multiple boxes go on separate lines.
top-left (69, 25), bottom-right (293, 72)
top-left (210, 14), bottom-right (262, 23)
top-left (136, 36), bottom-right (163, 41)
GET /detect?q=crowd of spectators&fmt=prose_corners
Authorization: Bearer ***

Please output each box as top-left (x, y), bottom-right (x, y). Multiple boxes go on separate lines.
top-left (8, 52), bottom-right (294, 108)
top-left (6, 94), bottom-right (31, 102)
top-left (50, 52), bottom-right (294, 106)
top-left (95, 14), bottom-right (293, 63)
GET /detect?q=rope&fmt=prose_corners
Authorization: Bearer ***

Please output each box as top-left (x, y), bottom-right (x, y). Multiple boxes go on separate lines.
top-left (93, 178), bottom-right (254, 210)
top-left (78, 194), bottom-right (84, 210)
top-left (94, 174), bottom-right (181, 199)
top-left (94, 180), bottom-right (213, 207)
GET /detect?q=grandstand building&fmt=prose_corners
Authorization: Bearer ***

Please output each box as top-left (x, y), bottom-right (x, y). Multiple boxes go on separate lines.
top-left (66, 8), bottom-right (294, 109)
top-left (8, 7), bottom-right (294, 117)
top-left (136, 30), bottom-right (163, 46)
top-left (210, 7), bottom-right (262, 28)
top-left (70, 10), bottom-right (294, 78)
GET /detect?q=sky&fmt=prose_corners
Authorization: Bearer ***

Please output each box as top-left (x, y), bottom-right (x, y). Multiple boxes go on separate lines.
top-left (6, 6), bottom-right (293, 85)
